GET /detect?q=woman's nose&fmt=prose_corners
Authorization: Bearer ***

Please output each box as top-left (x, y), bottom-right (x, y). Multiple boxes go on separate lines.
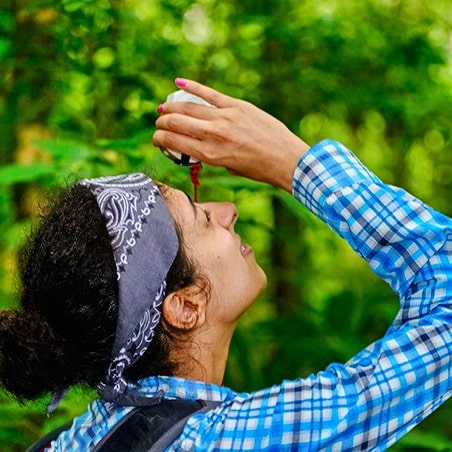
top-left (205, 202), bottom-right (238, 228)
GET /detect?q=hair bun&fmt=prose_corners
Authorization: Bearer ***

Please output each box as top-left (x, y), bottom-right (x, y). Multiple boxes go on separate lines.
top-left (0, 310), bottom-right (68, 401)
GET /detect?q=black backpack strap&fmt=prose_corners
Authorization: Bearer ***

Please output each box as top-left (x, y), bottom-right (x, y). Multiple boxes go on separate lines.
top-left (150, 400), bottom-right (220, 452)
top-left (94, 398), bottom-right (221, 452)
top-left (26, 398), bottom-right (221, 452)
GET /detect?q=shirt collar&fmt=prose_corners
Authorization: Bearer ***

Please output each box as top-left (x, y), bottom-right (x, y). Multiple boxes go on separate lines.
top-left (131, 375), bottom-right (238, 403)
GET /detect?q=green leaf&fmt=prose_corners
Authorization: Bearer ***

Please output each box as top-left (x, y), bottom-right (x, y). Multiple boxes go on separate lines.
top-left (62, 0), bottom-right (93, 12)
top-left (0, 163), bottom-right (55, 185)
top-left (32, 139), bottom-right (96, 162)
top-left (390, 428), bottom-right (452, 451)
top-left (0, 38), bottom-right (11, 60)
top-left (0, 11), bottom-right (14, 34)
top-left (95, 130), bottom-right (154, 150)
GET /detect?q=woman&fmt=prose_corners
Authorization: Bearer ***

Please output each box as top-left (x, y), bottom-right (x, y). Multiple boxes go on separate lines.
top-left (1, 79), bottom-right (451, 451)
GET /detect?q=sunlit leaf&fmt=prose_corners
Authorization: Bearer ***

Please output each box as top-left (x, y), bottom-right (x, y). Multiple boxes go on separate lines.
top-left (32, 139), bottom-right (96, 162)
top-left (0, 163), bottom-right (55, 185)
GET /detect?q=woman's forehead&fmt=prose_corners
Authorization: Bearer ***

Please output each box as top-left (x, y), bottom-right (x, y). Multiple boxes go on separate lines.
top-left (161, 185), bottom-right (195, 224)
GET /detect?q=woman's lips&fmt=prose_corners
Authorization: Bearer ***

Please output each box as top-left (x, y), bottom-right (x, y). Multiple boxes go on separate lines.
top-left (241, 243), bottom-right (253, 256)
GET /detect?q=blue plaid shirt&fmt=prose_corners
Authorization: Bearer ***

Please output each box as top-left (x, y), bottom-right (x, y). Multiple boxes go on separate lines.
top-left (51, 139), bottom-right (452, 451)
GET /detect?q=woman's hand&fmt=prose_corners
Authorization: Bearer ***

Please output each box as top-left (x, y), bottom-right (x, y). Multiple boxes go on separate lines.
top-left (153, 79), bottom-right (310, 193)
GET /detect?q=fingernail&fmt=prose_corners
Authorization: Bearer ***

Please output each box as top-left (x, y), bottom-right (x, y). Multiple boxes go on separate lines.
top-left (175, 78), bottom-right (188, 87)
top-left (157, 104), bottom-right (164, 114)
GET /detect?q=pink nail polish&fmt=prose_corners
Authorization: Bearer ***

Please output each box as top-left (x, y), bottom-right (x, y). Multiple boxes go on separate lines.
top-left (175, 78), bottom-right (188, 87)
top-left (157, 104), bottom-right (164, 114)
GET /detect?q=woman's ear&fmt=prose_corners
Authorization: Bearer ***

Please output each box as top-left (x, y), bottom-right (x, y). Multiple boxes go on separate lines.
top-left (162, 287), bottom-right (206, 331)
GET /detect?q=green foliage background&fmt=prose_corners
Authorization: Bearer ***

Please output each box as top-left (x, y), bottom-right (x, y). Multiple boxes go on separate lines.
top-left (0, 0), bottom-right (451, 450)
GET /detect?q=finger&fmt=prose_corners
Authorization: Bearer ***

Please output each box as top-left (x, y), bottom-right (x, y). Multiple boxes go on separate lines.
top-left (153, 130), bottom-right (217, 165)
top-left (158, 101), bottom-right (220, 120)
top-left (174, 78), bottom-right (237, 109)
top-left (155, 113), bottom-right (212, 140)
top-left (226, 168), bottom-right (240, 177)
top-left (152, 129), bottom-right (198, 154)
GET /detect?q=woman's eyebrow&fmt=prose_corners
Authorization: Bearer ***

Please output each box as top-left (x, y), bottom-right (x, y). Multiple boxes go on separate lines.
top-left (183, 191), bottom-right (197, 219)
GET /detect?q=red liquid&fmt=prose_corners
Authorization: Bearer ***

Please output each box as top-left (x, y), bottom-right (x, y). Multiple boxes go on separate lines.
top-left (190, 163), bottom-right (202, 202)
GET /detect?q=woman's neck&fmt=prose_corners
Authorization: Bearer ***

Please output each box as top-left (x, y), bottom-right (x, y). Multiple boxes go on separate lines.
top-left (173, 324), bottom-right (235, 385)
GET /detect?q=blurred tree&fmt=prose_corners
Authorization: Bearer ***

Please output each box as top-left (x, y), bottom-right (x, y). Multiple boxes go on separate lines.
top-left (0, 0), bottom-right (450, 450)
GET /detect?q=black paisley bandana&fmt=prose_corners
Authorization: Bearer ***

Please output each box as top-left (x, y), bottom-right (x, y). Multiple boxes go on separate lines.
top-left (47, 173), bottom-right (178, 412)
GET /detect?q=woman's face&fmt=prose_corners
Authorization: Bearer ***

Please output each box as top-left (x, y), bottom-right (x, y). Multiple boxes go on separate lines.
top-left (163, 187), bottom-right (267, 325)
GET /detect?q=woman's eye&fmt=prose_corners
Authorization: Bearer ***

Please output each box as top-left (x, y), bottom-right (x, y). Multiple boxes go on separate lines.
top-left (204, 209), bottom-right (211, 223)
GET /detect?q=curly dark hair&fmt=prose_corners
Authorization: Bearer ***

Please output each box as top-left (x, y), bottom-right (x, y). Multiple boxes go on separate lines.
top-left (0, 183), bottom-right (198, 403)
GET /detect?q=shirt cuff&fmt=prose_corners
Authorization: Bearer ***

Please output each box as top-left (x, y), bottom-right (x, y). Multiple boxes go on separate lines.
top-left (292, 139), bottom-right (382, 219)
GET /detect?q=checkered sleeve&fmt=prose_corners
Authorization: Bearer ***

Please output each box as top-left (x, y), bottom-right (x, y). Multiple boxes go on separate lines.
top-left (174, 139), bottom-right (451, 451)
top-left (285, 139), bottom-right (452, 450)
